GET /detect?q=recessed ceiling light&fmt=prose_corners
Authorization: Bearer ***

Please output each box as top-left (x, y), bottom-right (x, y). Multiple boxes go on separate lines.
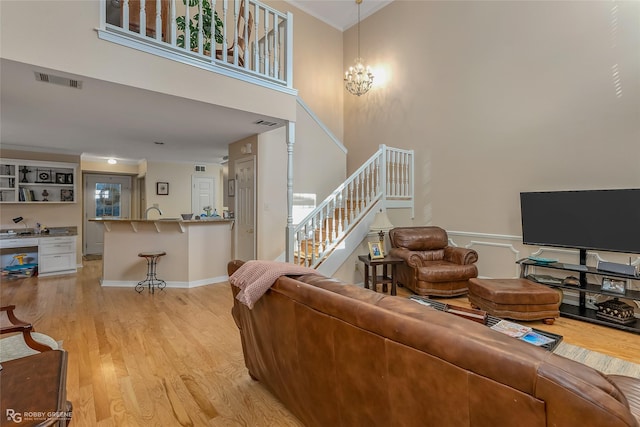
top-left (107, 158), bottom-right (117, 165)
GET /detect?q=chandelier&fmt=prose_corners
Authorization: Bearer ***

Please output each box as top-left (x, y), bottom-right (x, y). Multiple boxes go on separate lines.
top-left (344, 0), bottom-right (374, 96)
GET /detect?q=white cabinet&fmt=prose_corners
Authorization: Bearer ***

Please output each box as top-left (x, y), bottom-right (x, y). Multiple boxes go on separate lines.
top-left (38, 236), bottom-right (77, 276)
top-left (0, 159), bottom-right (77, 204)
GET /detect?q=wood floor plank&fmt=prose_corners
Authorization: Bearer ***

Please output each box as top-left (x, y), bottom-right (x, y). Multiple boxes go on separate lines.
top-left (1, 260), bottom-right (638, 426)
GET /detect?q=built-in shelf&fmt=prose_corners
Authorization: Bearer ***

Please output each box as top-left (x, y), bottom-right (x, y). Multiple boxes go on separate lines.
top-left (0, 159), bottom-right (77, 204)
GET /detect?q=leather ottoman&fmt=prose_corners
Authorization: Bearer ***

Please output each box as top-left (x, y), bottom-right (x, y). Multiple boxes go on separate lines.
top-left (468, 278), bottom-right (561, 324)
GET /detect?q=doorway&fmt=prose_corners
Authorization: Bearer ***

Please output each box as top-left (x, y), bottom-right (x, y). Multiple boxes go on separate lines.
top-left (192, 176), bottom-right (216, 217)
top-left (234, 157), bottom-right (255, 260)
top-left (84, 174), bottom-right (132, 255)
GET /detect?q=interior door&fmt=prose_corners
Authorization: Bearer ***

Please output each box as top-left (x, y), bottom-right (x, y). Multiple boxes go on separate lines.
top-left (192, 176), bottom-right (216, 216)
top-left (84, 174), bottom-right (131, 255)
top-left (235, 157), bottom-right (255, 260)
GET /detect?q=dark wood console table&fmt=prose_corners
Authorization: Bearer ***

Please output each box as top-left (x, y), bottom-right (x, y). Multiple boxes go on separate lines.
top-left (0, 350), bottom-right (72, 427)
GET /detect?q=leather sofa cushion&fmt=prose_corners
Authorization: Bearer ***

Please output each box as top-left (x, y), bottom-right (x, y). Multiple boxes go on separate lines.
top-left (610, 375), bottom-right (640, 424)
top-left (389, 226), bottom-right (448, 250)
top-left (417, 261), bottom-right (478, 282)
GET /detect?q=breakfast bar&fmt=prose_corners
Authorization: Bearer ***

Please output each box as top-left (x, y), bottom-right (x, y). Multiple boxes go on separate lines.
top-left (90, 218), bottom-right (233, 288)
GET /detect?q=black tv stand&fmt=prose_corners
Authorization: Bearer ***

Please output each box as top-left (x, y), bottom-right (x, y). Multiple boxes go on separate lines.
top-left (518, 250), bottom-right (640, 334)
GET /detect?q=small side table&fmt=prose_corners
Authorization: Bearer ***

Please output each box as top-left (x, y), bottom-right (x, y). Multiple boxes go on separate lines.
top-left (358, 254), bottom-right (404, 296)
top-left (0, 349), bottom-right (72, 427)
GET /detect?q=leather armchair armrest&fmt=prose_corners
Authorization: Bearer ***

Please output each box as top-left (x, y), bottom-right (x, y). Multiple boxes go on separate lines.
top-left (444, 247), bottom-right (478, 265)
top-left (389, 248), bottom-right (426, 268)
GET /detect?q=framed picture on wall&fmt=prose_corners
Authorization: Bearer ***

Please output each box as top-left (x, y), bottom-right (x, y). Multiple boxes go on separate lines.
top-left (228, 179), bottom-right (235, 197)
top-left (156, 182), bottom-right (169, 195)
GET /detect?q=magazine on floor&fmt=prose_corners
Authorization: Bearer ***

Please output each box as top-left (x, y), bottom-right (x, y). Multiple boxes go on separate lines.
top-left (490, 320), bottom-right (532, 338)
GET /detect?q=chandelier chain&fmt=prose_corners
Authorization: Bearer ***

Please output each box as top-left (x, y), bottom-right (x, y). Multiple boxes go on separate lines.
top-left (344, 0), bottom-right (374, 96)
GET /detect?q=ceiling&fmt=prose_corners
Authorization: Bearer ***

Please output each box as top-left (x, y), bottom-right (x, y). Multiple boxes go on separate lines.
top-left (0, 1), bottom-right (393, 165)
top-left (0, 59), bottom-right (285, 165)
top-left (287, 0), bottom-right (393, 31)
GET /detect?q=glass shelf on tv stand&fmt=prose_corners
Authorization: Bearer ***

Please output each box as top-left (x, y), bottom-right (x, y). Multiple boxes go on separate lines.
top-left (517, 258), bottom-right (640, 334)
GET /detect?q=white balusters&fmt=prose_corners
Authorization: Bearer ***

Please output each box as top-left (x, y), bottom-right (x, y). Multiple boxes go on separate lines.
top-left (139, 0), bottom-right (146, 36)
top-left (169, 0), bottom-right (176, 45)
top-left (104, 0), bottom-right (291, 85)
top-left (263, 8), bottom-right (270, 76)
top-left (184, 0), bottom-right (191, 52)
top-left (273, 14), bottom-right (280, 77)
top-left (122, 0), bottom-right (130, 32)
top-left (155, 0), bottom-right (162, 41)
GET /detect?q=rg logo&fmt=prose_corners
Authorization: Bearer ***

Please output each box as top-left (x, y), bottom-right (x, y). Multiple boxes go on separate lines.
top-left (6, 409), bottom-right (22, 423)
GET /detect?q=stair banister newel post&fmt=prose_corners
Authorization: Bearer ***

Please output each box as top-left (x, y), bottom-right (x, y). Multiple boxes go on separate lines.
top-left (285, 121), bottom-right (296, 264)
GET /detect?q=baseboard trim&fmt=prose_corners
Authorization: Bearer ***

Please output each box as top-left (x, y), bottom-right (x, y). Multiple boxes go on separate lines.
top-left (100, 275), bottom-right (228, 288)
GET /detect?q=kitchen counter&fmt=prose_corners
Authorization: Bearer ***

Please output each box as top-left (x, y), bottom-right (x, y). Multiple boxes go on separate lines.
top-left (0, 226), bottom-right (78, 240)
top-left (0, 227), bottom-right (78, 276)
top-left (89, 219), bottom-right (232, 288)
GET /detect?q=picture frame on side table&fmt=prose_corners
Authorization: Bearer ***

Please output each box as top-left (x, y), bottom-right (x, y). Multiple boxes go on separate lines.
top-left (601, 277), bottom-right (626, 294)
top-left (156, 182), bottom-right (169, 195)
top-left (368, 242), bottom-right (384, 259)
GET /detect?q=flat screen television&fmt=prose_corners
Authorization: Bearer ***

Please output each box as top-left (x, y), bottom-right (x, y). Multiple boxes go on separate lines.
top-left (520, 189), bottom-right (640, 255)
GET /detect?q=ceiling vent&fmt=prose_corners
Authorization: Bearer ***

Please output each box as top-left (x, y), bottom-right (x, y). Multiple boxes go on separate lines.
top-left (254, 119), bottom-right (278, 127)
top-left (34, 72), bottom-right (83, 89)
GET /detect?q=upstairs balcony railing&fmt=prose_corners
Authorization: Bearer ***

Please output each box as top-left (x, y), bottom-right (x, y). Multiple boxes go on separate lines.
top-left (101, 0), bottom-right (293, 89)
top-left (288, 145), bottom-right (414, 268)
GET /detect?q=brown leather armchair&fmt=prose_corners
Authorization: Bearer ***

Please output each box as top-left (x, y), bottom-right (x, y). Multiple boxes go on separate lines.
top-left (388, 226), bottom-right (478, 297)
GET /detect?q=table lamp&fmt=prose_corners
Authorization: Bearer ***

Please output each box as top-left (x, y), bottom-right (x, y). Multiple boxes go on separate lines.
top-left (370, 209), bottom-right (394, 255)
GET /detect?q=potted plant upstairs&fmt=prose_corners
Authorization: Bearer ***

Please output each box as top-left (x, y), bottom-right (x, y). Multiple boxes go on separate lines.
top-left (176, 0), bottom-right (223, 55)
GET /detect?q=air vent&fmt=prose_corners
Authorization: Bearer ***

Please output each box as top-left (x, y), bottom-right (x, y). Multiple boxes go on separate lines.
top-left (195, 165), bottom-right (206, 172)
top-left (255, 119), bottom-right (278, 127)
top-left (34, 72), bottom-right (83, 89)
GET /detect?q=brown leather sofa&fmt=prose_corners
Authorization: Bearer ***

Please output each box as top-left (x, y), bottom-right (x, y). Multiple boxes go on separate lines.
top-left (388, 226), bottom-right (478, 297)
top-left (228, 260), bottom-right (640, 427)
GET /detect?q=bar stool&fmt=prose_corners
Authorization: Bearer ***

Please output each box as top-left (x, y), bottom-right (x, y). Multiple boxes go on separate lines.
top-left (136, 251), bottom-right (167, 294)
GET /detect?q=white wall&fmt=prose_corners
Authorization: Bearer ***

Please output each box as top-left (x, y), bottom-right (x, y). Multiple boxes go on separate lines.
top-left (342, 1), bottom-right (640, 281)
top-left (145, 161), bottom-right (224, 218)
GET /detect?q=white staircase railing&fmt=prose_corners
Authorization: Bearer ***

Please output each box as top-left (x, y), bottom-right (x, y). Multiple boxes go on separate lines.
top-left (100, 0), bottom-right (293, 87)
top-left (287, 145), bottom-right (414, 268)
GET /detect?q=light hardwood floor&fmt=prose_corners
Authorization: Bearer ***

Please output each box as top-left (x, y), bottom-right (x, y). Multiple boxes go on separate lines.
top-left (1, 260), bottom-right (639, 426)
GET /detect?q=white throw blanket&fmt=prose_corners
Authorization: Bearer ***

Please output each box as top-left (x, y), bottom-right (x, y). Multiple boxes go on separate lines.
top-left (229, 260), bottom-right (317, 309)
